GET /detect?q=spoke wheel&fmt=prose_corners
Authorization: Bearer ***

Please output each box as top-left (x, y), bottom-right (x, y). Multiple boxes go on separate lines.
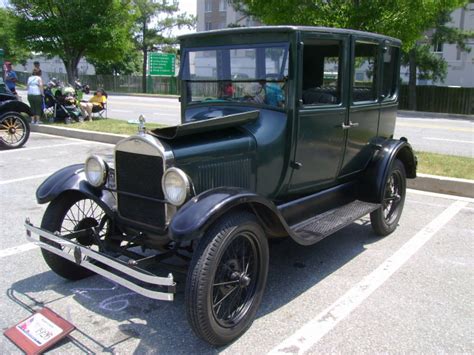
top-left (40, 192), bottom-right (111, 280)
top-left (185, 212), bottom-right (269, 346)
top-left (0, 111), bottom-right (30, 149)
top-left (370, 159), bottom-right (406, 236)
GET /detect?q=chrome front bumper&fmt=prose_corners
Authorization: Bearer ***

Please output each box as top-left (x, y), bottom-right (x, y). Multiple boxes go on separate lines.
top-left (24, 218), bottom-right (175, 301)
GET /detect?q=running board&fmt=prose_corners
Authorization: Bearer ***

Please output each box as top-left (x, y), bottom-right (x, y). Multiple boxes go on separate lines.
top-left (290, 200), bottom-right (380, 244)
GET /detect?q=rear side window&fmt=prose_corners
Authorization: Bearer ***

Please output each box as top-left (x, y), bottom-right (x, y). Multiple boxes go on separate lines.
top-left (301, 39), bottom-right (343, 106)
top-left (382, 46), bottom-right (399, 100)
top-left (353, 42), bottom-right (378, 102)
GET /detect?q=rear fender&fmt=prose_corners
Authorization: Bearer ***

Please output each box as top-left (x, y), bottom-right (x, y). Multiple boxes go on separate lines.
top-left (36, 164), bottom-right (115, 214)
top-left (169, 187), bottom-right (290, 242)
top-left (361, 138), bottom-right (417, 203)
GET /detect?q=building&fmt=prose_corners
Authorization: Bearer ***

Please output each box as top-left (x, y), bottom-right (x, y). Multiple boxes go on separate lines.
top-left (401, 3), bottom-right (474, 87)
top-left (13, 55), bottom-right (96, 80)
top-left (196, 0), bottom-right (260, 32)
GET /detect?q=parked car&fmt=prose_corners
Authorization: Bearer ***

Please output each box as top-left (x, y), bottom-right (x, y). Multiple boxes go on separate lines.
top-left (0, 78), bottom-right (31, 149)
top-left (25, 26), bottom-right (416, 346)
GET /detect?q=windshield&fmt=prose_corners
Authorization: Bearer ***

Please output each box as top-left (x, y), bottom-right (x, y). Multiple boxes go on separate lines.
top-left (181, 43), bottom-right (289, 108)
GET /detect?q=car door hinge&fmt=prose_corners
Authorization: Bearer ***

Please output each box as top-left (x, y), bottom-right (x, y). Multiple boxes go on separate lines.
top-left (291, 161), bottom-right (303, 169)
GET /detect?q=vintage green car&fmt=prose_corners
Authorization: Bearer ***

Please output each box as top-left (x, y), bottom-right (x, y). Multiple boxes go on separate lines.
top-left (25, 26), bottom-right (416, 345)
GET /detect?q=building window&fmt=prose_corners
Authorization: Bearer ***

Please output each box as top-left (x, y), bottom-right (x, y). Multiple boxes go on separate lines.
top-left (433, 41), bottom-right (443, 53)
top-left (205, 0), bottom-right (212, 12)
top-left (205, 22), bottom-right (213, 31)
top-left (219, 0), bottom-right (227, 11)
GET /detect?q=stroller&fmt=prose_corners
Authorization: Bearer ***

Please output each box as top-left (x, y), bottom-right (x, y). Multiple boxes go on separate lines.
top-left (43, 79), bottom-right (83, 123)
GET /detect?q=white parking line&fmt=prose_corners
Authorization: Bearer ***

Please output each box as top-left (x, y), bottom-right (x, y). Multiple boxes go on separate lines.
top-left (423, 137), bottom-right (474, 144)
top-left (0, 173), bottom-right (51, 185)
top-left (269, 200), bottom-right (468, 355)
top-left (0, 243), bottom-right (37, 258)
top-left (0, 142), bottom-right (86, 154)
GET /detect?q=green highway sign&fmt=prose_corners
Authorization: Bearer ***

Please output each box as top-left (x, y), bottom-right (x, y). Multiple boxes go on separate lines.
top-left (148, 52), bottom-right (175, 76)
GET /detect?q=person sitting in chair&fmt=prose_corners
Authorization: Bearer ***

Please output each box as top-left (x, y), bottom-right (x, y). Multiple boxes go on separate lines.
top-left (79, 88), bottom-right (107, 121)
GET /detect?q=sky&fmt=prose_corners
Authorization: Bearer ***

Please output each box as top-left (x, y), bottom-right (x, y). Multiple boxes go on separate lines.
top-left (172, 0), bottom-right (198, 36)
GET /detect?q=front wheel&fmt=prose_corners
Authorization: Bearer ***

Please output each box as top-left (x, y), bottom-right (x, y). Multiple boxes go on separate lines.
top-left (370, 159), bottom-right (406, 236)
top-left (185, 212), bottom-right (269, 346)
top-left (0, 111), bottom-right (30, 149)
top-left (40, 192), bottom-right (111, 280)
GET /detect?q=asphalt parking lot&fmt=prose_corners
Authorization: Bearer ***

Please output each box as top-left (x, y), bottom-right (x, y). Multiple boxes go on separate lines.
top-left (1, 133), bottom-right (473, 354)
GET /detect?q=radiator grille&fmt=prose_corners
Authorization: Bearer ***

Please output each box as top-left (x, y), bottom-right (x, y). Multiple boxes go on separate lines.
top-left (115, 151), bottom-right (165, 227)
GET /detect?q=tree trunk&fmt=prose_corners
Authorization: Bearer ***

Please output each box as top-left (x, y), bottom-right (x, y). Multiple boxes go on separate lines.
top-left (64, 56), bottom-right (80, 85)
top-left (408, 48), bottom-right (417, 111)
top-left (142, 20), bottom-right (148, 93)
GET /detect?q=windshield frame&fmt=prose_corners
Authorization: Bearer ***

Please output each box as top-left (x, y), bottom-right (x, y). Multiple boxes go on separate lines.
top-left (179, 42), bottom-right (290, 110)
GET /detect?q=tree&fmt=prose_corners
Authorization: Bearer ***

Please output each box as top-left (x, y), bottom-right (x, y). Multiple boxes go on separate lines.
top-left (11, 0), bottom-right (135, 84)
top-left (230, 0), bottom-right (469, 109)
top-left (133, 0), bottom-right (195, 93)
top-left (88, 51), bottom-right (142, 76)
top-left (403, 8), bottom-right (473, 109)
top-left (0, 8), bottom-right (30, 64)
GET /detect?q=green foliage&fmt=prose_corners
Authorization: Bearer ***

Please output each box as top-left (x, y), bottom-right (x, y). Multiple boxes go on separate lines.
top-left (0, 8), bottom-right (30, 63)
top-left (230, 0), bottom-right (466, 50)
top-left (88, 51), bottom-right (143, 75)
top-left (11, 0), bottom-right (135, 82)
top-left (132, 0), bottom-right (195, 92)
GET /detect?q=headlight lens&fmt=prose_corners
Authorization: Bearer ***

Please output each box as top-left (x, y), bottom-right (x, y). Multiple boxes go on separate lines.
top-left (85, 155), bottom-right (108, 187)
top-left (162, 168), bottom-right (190, 206)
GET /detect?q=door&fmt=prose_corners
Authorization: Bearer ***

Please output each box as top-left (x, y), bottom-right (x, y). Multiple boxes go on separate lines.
top-left (289, 36), bottom-right (348, 194)
top-left (339, 39), bottom-right (381, 176)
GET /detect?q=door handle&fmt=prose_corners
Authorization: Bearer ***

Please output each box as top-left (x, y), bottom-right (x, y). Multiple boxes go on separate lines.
top-left (341, 121), bottom-right (359, 129)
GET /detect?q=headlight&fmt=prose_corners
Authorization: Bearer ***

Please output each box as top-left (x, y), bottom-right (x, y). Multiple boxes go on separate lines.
top-left (162, 168), bottom-right (191, 206)
top-left (85, 155), bottom-right (108, 187)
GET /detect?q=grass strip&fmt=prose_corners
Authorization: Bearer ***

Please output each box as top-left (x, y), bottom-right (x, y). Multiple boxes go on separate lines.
top-left (416, 151), bottom-right (474, 180)
top-left (47, 118), bottom-right (165, 135)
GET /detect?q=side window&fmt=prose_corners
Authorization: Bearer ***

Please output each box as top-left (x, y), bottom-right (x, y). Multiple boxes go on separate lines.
top-left (301, 40), bottom-right (342, 106)
top-left (353, 42), bottom-right (378, 103)
top-left (382, 46), bottom-right (399, 100)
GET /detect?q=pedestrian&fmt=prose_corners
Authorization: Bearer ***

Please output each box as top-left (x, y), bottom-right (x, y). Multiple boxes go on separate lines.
top-left (27, 68), bottom-right (44, 124)
top-left (4, 61), bottom-right (18, 96)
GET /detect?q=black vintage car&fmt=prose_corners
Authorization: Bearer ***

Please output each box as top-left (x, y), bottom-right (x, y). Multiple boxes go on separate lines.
top-left (0, 78), bottom-right (31, 149)
top-left (25, 27), bottom-right (416, 345)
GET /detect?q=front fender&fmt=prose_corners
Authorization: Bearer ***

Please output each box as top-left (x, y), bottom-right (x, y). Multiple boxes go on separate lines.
top-left (361, 138), bottom-right (417, 203)
top-left (0, 100), bottom-right (32, 116)
top-left (169, 187), bottom-right (289, 242)
top-left (36, 164), bottom-right (116, 214)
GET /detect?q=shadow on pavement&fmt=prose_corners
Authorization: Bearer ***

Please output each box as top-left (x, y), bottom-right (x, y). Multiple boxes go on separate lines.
top-left (8, 220), bottom-right (380, 353)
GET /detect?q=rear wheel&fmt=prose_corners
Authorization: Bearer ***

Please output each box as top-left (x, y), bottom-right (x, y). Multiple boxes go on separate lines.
top-left (0, 111), bottom-right (30, 149)
top-left (185, 212), bottom-right (269, 346)
top-left (370, 159), bottom-right (406, 236)
top-left (40, 192), bottom-right (110, 280)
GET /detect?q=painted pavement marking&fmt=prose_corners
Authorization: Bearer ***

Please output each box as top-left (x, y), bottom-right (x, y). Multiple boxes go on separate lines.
top-left (269, 200), bottom-right (468, 355)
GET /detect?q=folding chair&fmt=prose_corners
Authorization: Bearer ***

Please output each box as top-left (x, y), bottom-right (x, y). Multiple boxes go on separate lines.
top-left (92, 101), bottom-right (107, 119)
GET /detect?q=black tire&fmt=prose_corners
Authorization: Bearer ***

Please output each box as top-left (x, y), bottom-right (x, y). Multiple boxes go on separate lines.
top-left (370, 159), bottom-right (406, 236)
top-left (40, 192), bottom-right (110, 280)
top-left (0, 111), bottom-right (30, 149)
top-left (185, 212), bottom-right (269, 346)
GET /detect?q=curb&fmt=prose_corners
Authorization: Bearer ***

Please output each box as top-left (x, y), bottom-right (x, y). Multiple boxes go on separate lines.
top-left (30, 124), bottom-right (126, 145)
top-left (397, 110), bottom-right (474, 121)
top-left (30, 125), bottom-right (474, 199)
top-left (407, 173), bottom-right (474, 198)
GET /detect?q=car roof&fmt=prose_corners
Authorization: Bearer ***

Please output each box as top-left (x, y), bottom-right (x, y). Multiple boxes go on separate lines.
top-left (179, 25), bottom-right (401, 45)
